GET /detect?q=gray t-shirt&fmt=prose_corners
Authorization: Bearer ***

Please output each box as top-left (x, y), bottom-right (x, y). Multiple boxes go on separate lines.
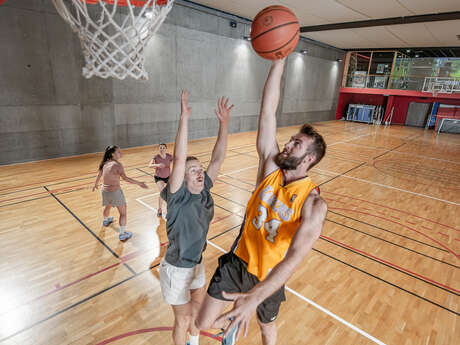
top-left (160, 172), bottom-right (214, 268)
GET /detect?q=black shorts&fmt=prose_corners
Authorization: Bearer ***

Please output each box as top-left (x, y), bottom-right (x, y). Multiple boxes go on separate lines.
top-left (154, 176), bottom-right (169, 184)
top-left (207, 252), bottom-right (286, 324)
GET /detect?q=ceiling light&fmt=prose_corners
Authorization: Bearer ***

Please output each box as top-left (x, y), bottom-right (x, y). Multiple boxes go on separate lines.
top-left (243, 36), bottom-right (251, 41)
top-left (336, 58), bottom-right (343, 62)
top-left (406, 49), bottom-right (411, 53)
top-left (415, 54), bottom-right (419, 58)
top-left (301, 49), bottom-right (308, 54)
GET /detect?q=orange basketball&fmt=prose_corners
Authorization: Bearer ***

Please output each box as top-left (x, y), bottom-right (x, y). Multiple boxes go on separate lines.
top-left (250, 5), bottom-right (300, 60)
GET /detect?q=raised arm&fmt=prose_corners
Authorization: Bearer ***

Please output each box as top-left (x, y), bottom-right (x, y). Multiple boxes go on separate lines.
top-left (256, 58), bottom-right (286, 186)
top-left (92, 170), bottom-right (102, 192)
top-left (217, 191), bottom-right (327, 339)
top-left (169, 90), bottom-right (191, 193)
top-left (206, 97), bottom-right (234, 183)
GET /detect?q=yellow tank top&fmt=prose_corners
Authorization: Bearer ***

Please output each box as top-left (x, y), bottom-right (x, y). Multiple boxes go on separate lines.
top-left (233, 169), bottom-right (318, 281)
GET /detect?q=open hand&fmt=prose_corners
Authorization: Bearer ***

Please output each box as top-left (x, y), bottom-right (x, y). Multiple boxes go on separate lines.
top-left (215, 290), bottom-right (259, 341)
top-left (215, 97), bottom-right (234, 124)
top-left (181, 90), bottom-right (192, 118)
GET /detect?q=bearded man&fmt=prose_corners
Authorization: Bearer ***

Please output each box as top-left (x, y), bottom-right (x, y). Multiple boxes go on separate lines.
top-left (196, 58), bottom-right (328, 345)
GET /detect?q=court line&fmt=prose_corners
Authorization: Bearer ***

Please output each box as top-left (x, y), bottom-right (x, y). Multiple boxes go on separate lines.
top-left (372, 142), bottom-right (407, 160)
top-left (324, 191), bottom-right (460, 233)
top-left (326, 219), bottom-right (460, 269)
top-left (320, 235), bottom-right (459, 295)
top-left (311, 248), bottom-right (459, 316)
top-left (44, 186), bottom-right (137, 275)
top-left (205, 240), bottom-right (387, 345)
top-left (0, 272), bottom-right (145, 343)
top-left (330, 207), bottom-right (459, 260)
top-left (328, 210), bottom-right (449, 253)
top-left (94, 327), bottom-right (221, 345)
top-left (345, 142), bottom-right (460, 165)
top-left (315, 168), bottom-right (460, 206)
top-left (319, 162), bottom-right (366, 187)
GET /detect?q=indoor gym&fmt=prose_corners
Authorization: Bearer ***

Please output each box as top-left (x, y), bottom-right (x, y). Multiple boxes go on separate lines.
top-left (0, 1), bottom-right (459, 345)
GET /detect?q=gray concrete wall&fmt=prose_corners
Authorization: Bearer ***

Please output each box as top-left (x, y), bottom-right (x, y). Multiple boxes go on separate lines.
top-left (0, 0), bottom-right (344, 165)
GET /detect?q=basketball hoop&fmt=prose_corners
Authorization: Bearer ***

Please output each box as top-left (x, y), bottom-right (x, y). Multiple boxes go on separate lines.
top-left (52, 0), bottom-right (174, 80)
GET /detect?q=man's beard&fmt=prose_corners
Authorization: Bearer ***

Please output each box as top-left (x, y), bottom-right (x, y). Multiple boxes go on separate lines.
top-left (274, 151), bottom-right (308, 170)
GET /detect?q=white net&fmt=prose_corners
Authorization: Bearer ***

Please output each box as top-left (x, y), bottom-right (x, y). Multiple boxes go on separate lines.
top-left (52, 0), bottom-right (174, 80)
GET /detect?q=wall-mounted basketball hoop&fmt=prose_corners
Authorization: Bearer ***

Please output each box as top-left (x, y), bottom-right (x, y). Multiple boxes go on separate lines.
top-left (51, 0), bottom-right (174, 80)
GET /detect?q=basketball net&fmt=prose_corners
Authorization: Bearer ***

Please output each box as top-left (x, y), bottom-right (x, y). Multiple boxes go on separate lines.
top-left (52, 0), bottom-right (174, 80)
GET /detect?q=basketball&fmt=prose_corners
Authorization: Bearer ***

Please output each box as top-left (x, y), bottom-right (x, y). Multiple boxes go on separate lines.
top-left (250, 5), bottom-right (300, 60)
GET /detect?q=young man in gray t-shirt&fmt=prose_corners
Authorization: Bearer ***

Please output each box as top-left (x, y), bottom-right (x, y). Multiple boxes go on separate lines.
top-left (159, 90), bottom-right (234, 345)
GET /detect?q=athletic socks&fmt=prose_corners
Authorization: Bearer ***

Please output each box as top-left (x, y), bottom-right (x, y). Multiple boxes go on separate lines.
top-left (120, 225), bottom-right (126, 234)
top-left (188, 335), bottom-right (199, 345)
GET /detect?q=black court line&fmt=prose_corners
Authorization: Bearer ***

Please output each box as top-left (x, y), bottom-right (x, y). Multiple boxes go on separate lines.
top-left (214, 204), bottom-right (244, 219)
top-left (0, 172), bottom-right (152, 209)
top-left (326, 218), bottom-right (460, 269)
top-left (211, 191), bottom-right (247, 208)
top-left (313, 248), bottom-right (459, 316)
top-left (319, 162), bottom-right (367, 187)
top-left (0, 194), bottom-right (52, 209)
top-left (328, 210), bottom-right (449, 253)
top-left (0, 263), bottom-right (161, 343)
top-left (320, 236), bottom-right (459, 296)
top-left (372, 142), bottom-right (407, 160)
top-left (208, 224), bottom-right (242, 241)
top-left (43, 186), bottom-right (136, 276)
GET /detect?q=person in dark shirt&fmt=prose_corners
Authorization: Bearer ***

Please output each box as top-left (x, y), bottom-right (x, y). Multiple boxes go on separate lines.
top-left (159, 90), bottom-right (234, 345)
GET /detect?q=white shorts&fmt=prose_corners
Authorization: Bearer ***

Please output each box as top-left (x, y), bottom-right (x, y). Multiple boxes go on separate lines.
top-left (159, 260), bottom-right (206, 305)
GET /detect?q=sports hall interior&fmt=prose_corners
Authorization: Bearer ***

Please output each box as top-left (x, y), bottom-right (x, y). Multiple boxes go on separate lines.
top-left (0, 1), bottom-right (459, 345)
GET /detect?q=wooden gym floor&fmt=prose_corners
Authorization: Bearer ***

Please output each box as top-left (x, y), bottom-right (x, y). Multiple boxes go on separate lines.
top-left (0, 120), bottom-right (458, 345)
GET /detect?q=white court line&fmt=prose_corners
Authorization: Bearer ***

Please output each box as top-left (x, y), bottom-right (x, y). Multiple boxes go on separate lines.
top-left (206, 240), bottom-right (386, 345)
top-left (314, 168), bottom-right (460, 206)
top-left (218, 165), bottom-right (258, 177)
top-left (343, 142), bottom-right (460, 165)
top-left (328, 133), bottom-right (372, 147)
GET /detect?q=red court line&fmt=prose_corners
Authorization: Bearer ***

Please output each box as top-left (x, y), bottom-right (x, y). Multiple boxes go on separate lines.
top-left (391, 216), bottom-right (401, 220)
top-left (438, 232), bottom-right (449, 238)
top-left (321, 234), bottom-right (460, 294)
top-left (421, 226), bottom-right (433, 231)
top-left (94, 327), bottom-right (221, 345)
top-left (324, 191), bottom-right (460, 233)
top-left (406, 220), bottom-right (417, 225)
top-left (329, 207), bottom-right (459, 259)
top-left (5, 218), bottom-right (230, 311)
top-left (211, 214), bottom-right (234, 224)
top-left (455, 239), bottom-right (460, 242)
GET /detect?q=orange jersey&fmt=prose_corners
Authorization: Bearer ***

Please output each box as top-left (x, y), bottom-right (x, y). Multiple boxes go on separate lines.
top-left (233, 169), bottom-right (318, 281)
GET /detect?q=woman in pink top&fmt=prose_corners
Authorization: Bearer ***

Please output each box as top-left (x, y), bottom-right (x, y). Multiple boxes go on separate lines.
top-left (93, 145), bottom-right (148, 241)
top-left (149, 143), bottom-right (173, 217)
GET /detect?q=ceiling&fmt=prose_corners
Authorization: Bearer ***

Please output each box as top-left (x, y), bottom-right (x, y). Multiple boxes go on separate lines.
top-left (190, 0), bottom-right (460, 53)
